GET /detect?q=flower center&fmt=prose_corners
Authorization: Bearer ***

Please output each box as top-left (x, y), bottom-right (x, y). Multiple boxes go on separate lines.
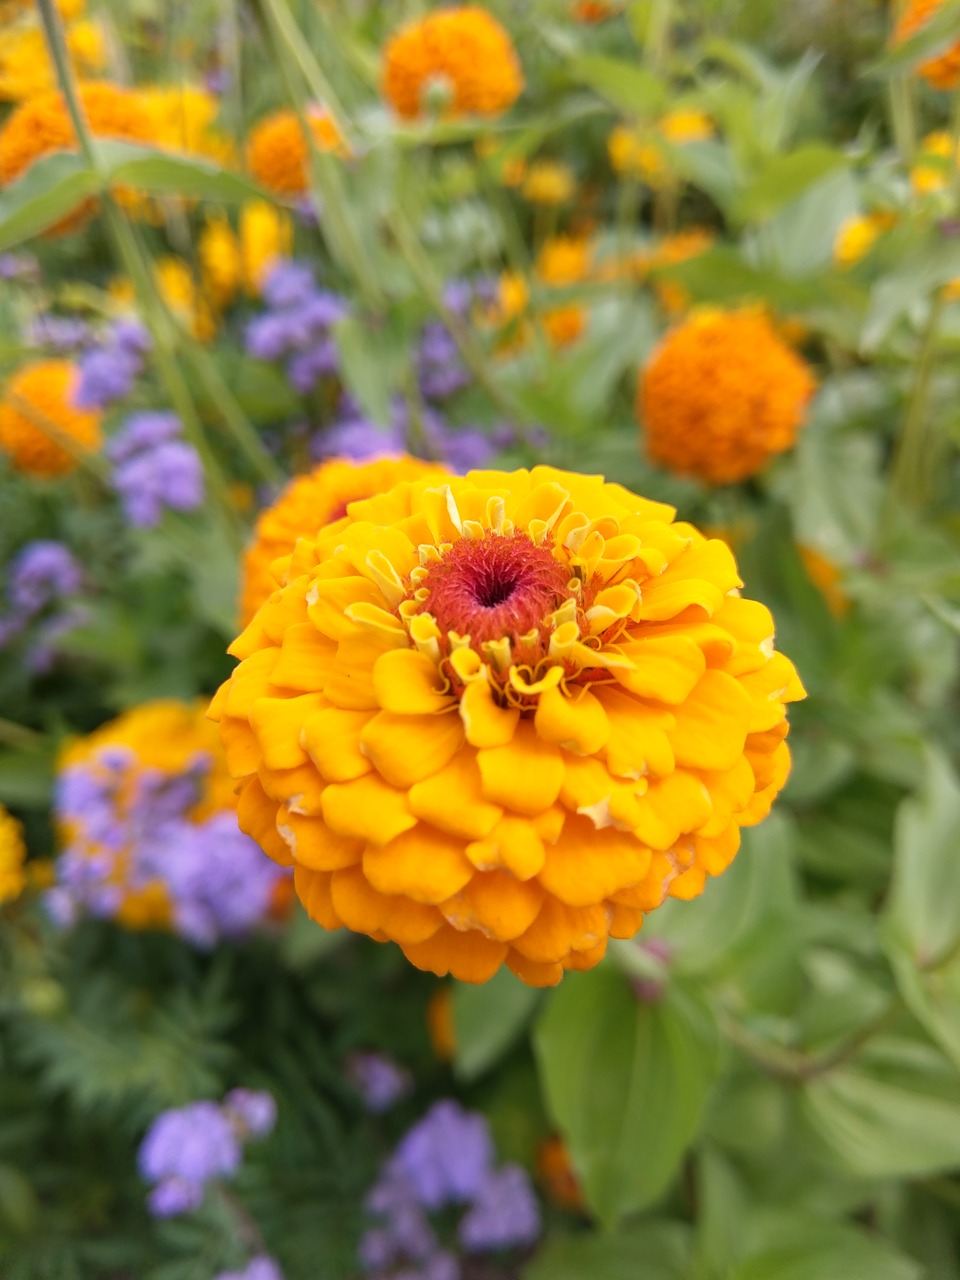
top-left (421, 533), bottom-right (572, 644)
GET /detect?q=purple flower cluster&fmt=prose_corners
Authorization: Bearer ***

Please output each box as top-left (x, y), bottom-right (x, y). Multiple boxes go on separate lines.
top-left (245, 261), bottom-right (347, 394)
top-left (28, 314), bottom-right (92, 354)
top-left (321, 397), bottom-right (493, 475)
top-left (359, 1101), bottom-right (540, 1279)
top-left (74, 318), bottom-right (151, 410)
top-left (106, 411), bottom-right (205, 528)
top-left (47, 748), bottom-right (288, 945)
top-left (0, 541), bottom-right (85, 671)
top-left (347, 1052), bottom-right (413, 1115)
top-left (215, 1258), bottom-right (284, 1280)
top-left (138, 1088), bottom-right (276, 1218)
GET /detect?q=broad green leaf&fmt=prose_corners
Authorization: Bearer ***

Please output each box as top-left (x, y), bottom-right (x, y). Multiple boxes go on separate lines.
top-left (867, 0), bottom-right (960, 77)
top-left (887, 939), bottom-right (960, 1072)
top-left (523, 1220), bottom-right (692, 1280)
top-left (94, 141), bottom-right (267, 203)
top-left (0, 748), bottom-right (55, 809)
top-left (533, 969), bottom-right (719, 1226)
top-left (730, 1213), bottom-right (922, 1280)
top-left (452, 966), bottom-right (541, 1082)
top-left (0, 153), bottom-right (99, 250)
top-left (333, 314), bottom-right (405, 429)
top-left (861, 239), bottom-right (960, 352)
top-left (568, 55), bottom-right (667, 116)
top-left (734, 146), bottom-right (849, 222)
top-left (802, 1039), bottom-right (960, 1178)
top-left (884, 748), bottom-right (960, 967)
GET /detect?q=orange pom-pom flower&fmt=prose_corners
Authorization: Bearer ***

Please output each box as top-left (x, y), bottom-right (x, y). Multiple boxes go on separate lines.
top-left (892, 0), bottom-right (960, 91)
top-left (0, 361), bottom-right (102, 478)
top-left (639, 308), bottom-right (815, 485)
top-left (246, 107), bottom-right (345, 198)
top-left (382, 6), bottom-right (523, 121)
top-left (211, 466), bottom-right (804, 986)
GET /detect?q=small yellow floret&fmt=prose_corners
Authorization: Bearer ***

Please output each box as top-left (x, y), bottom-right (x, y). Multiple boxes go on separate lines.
top-left (608, 109), bottom-right (714, 186)
top-left (521, 160), bottom-right (576, 205)
top-left (834, 212), bottom-right (895, 267)
top-left (0, 804), bottom-right (26, 906)
top-left (0, 361), bottom-right (102, 478)
top-left (382, 5), bottom-right (523, 121)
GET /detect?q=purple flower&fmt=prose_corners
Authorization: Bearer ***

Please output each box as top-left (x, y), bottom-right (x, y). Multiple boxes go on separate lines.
top-left (245, 262), bottom-right (346, 392)
top-left (458, 1164), bottom-right (540, 1253)
top-left (147, 1177), bottom-right (206, 1218)
top-left (392, 1101), bottom-right (494, 1211)
top-left (73, 347), bottom-right (140, 410)
top-left (108, 414), bottom-right (205, 528)
top-left (286, 340), bottom-right (338, 393)
top-left (215, 1256), bottom-right (284, 1280)
top-left (347, 1052), bottom-right (412, 1114)
top-left (138, 1100), bottom-right (241, 1214)
top-left (0, 252), bottom-right (39, 281)
top-left (106, 411), bottom-right (182, 465)
top-left (224, 1089), bottom-right (277, 1140)
top-left (262, 261), bottom-right (315, 310)
top-left (28, 314), bottom-right (91, 352)
top-left (8, 541), bottom-right (82, 615)
top-left (417, 323), bottom-right (469, 402)
top-left (246, 313), bottom-right (299, 362)
top-left (113, 317), bottom-right (152, 356)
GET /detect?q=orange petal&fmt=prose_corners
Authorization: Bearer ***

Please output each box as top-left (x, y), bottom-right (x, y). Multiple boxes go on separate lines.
top-left (632, 770), bottom-right (713, 849)
top-left (223, 648), bottom-right (282, 717)
top-left (360, 709), bottom-right (465, 788)
top-left (614, 634), bottom-right (705, 703)
top-left (563, 938), bottom-right (608, 972)
top-left (538, 816), bottom-right (651, 907)
top-left (277, 809), bottom-right (363, 871)
top-left (373, 648), bottom-right (455, 715)
top-left (401, 924), bottom-right (509, 983)
top-left (441, 870), bottom-right (545, 942)
top-left (269, 622), bottom-right (337, 690)
top-left (505, 948), bottom-right (564, 987)
top-left (258, 761), bottom-right (326, 813)
top-left (459, 679), bottom-right (520, 748)
top-left (465, 814), bottom-right (546, 880)
top-left (294, 865), bottom-right (342, 929)
top-left (598, 686), bottom-right (675, 779)
top-left (249, 693), bottom-right (326, 770)
top-left (363, 825), bottom-right (475, 904)
top-left (608, 903), bottom-right (644, 939)
top-left (534, 684), bottom-right (609, 755)
top-left (635, 539), bottom-right (741, 621)
top-left (220, 715), bottom-right (263, 777)
top-left (237, 775), bottom-right (291, 865)
top-left (477, 722), bottom-right (564, 815)
top-left (321, 773), bottom-right (417, 844)
top-left (512, 896), bottom-right (610, 964)
top-left (670, 670), bottom-right (752, 771)
top-left (302, 707), bottom-right (373, 782)
top-left (668, 864), bottom-right (707, 900)
top-left (408, 751), bottom-right (504, 839)
top-left (695, 823), bottom-right (741, 876)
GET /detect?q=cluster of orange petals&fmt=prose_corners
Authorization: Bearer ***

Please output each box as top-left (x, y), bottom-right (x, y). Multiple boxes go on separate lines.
top-left (0, 361), bottom-right (101, 478)
top-left (212, 465), bottom-right (803, 987)
top-left (639, 308), bottom-right (816, 485)
top-left (382, 5), bottom-right (523, 121)
top-left (239, 456), bottom-right (445, 626)
top-left (892, 0), bottom-right (960, 90)
top-left (246, 107), bottom-right (346, 198)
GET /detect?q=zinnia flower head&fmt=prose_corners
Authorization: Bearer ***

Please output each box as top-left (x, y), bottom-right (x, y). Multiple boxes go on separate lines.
top-left (639, 307), bottom-right (816, 485)
top-left (382, 6), bottom-right (523, 121)
top-left (239, 456), bottom-right (446, 626)
top-left (246, 107), bottom-right (345, 198)
top-left (833, 212), bottom-right (895, 268)
top-left (137, 83), bottom-right (232, 164)
top-left (0, 15), bottom-right (104, 102)
top-left (892, 0), bottom-right (960, 90)
top-left (608, 108), bottom-right (713, 187)
top-left (521, 160), bottom-right (576, 205)
top-left (212, 465), bottom-right (804, 986)
top-left (0, 803), bottom-right (26, 906)
top-left (0, 360), bottom-right (102, 477)
top-left (536, 235), bottom-right (592, 347)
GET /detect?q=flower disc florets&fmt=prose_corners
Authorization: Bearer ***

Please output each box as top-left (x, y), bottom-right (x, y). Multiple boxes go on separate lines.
top-left (212, 467), bottom-right (804, 986)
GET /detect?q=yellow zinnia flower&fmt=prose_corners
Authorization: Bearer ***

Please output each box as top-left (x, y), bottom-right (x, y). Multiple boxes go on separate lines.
top-left (521, 160), bottom-right (576, 205)
top-left (608, 108), bottom-right (714, 187)
top-left (639, 307), bottom-right (816, 485)
top-left (199, 202), bottom-right (293, 308)
top-left (211, 466), bottom-right (804, 986)
top-left (0, 360), bottom-right (102, 478)
top-left (138, 84), bottom-right (233, 166)
top-left (240, 457), bottom-right (446, 627)
top-left (0, 804), bottom-right (26, 906)
top-left (382, 5), bottom-right (523, 122)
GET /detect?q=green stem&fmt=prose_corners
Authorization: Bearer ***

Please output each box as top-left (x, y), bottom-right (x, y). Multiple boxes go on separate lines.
top-left (887, 290), bottom-right (945, 511)
top-left (0, 718), bottom-right (47, 751)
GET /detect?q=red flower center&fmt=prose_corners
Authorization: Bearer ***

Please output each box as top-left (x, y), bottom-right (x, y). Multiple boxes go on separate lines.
top-left (421, 533), bottom-right (572, 644)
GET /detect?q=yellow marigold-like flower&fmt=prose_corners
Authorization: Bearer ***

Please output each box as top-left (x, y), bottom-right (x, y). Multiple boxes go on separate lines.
top-left (798, 545), bottom-right (850, 618)
top-left (892, 0), bottom-right (960, 90)
top-left (0, 81), bottom-right (153, 189)
top-left (246, 107), bottom-right (345, 198)
top-left (609, 109), bottom-right (714, 187)
top-left (137, 84), bottom-right (233, 166)
top-left (639, 308), bottom-right (816, 485)
top-left (911, 130), bottom-right (957, 194)
top-left (634, 227), bottom-right (715, 314)
top-left (57, 700), bottom-right (238, 931)
top-left (211, 466), bottom-right (805, 986)
top-left (537, 236), bottom-right (592, 348)
top-left (833, 212), bottom-right (895, 267)
top-left (0, 360), bottom-right (102, 478)
top-left (382, 6), bottom-right (523, 121)
top-left (65, 19), bottom-right (104, 74)
top-left (0, 803), bottom-right (26, 907)
top-left (521, 160), bottom-right (576, 205)
top-left (199, 202), bottom-right (292, 308)
top-left (239, 456), bottom-right (447, 627)
top-left (198, 215), bottom-right (242, 309)
top-left (112, 257), bottom-right (215, 342)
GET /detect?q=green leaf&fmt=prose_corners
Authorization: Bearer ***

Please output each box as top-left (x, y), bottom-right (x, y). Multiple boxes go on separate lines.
top-left (802, 1038), bottom-right (960, 1178)
top-left (568, 55), bottom-right (667, 116)
top-left (885, 748), bottom-right (960, 968)
top-left (0, 748), bottom-right (55, 809)
top-left (887, 940), bottom-right (960, 1073)
top-left (0, 153), bottom-right (99, 250)
top-left (733, 146), bottom-right (849, 222)
top-left (452, 966), bottom-right (541, 1082)
top-left (93, 141), bottom-right (267, 203)
top-left (729, 1213), bottom-right (923, 1280)
top-left (533, 969), bottom-right (718, 1227)
top-left (332, 314), bottom-right (406, 429)
top-left (867, 0), bottom-right (960, 77)
top-left (523, 1220), bottom-right (692, 1280)
top-left (861, 238), bottom-right (960, 352)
